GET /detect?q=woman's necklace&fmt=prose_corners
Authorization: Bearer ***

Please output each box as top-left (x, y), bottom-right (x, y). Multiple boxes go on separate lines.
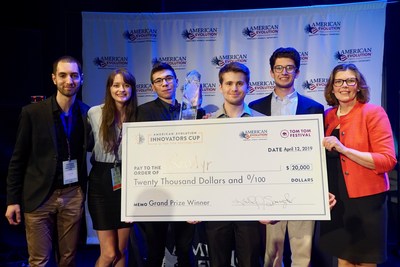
top-left (336, 106), bottom-right (342, 117)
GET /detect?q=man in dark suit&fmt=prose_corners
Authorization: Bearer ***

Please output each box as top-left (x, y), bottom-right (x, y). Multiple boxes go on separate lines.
top-left (5, 55), bottom-right (90, 267)
top-left (249, 47), bottom-right (324, 267)
top-left (134, 62), bottom-right (195, 267)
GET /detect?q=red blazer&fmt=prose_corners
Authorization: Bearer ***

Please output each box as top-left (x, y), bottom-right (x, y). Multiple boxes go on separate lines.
top-left (325, 102), bottom-right (397, 198)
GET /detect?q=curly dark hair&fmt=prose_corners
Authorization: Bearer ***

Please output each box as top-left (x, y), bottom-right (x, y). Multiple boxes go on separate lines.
top-left (269, 47), bottom-right (301, 71)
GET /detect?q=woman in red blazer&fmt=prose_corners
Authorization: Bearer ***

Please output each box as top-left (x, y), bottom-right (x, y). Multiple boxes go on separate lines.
top-left (319, 63), bottom-right (397, 267)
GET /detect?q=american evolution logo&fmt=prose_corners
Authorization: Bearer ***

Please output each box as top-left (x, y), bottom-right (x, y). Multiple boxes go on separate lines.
top-left (299, 51), bottom-right (309, 65)
top-left (152, 56), bottom-right (187, 70)
top-left (302, 78), bottom-right (328, 92)
top-left (123, 28), bottom-right (157, 43)
top-left (304, 21), bottom-right (341, 36)
top-left (239, 129), bottom-right (268, 140)
top-left (248, 81), bottom-right (275, 95)
top-left (136, 83), bottom-right (155, 98)
top-left (334, 47), bottom-right (372, 63)
top-left (211, 54), bottom-right (248, 68)
top-left (93, 56), bottom-right (128, 69)
top-left (181, 27), bottom-right (218, 42)
top-left (242, 25), bottom-right (279, 39)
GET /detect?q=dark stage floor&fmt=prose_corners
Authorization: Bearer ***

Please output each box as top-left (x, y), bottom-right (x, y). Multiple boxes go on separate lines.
top-left (1, 197), bottom-right (400, 267)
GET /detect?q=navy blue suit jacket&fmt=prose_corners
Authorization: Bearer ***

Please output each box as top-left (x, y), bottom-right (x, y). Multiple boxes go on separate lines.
top-left (248, 92), bottom-right (324, 115)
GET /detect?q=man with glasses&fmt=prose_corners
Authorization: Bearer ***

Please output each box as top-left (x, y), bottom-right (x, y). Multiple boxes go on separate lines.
top-left (137, 63), bottom-right (181, 121)
top-left (249, 47), bottom-right (324, 267)
top-left (134, 62), bottom-right (196, 267)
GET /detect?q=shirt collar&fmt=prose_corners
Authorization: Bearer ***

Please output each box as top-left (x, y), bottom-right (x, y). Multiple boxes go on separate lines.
top-left (215, 103), bottom-right (253, 118)
top-left (272, 90), bottom-right (298, 101)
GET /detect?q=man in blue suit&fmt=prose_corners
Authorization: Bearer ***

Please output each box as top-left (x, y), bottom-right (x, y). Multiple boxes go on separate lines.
top-left (249, 47), bottom-right (324, 267)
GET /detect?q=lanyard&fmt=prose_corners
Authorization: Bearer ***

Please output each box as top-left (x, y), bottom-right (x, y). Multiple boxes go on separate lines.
top-left (61, 112), bottom-right (73, 161)
top-left (113, 128), bottom-right (123, 166)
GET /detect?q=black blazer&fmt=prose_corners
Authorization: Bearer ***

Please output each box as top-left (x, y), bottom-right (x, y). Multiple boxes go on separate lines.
top-left (137, 98), bottom-right (180, 121)
top-left (6, 95), bottom-right (90, 212)
top-left (249, 92), bottom-right (324, 115)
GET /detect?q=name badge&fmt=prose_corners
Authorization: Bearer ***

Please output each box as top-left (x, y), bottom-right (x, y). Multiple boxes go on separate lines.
top-left (62, 159), bottom-right (79, 184)
top-left (111, 166), bottom-right (121, 191)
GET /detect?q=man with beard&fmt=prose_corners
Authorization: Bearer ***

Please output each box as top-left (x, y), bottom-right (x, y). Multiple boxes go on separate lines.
top-left (5, 55), bottom-right (90, 267)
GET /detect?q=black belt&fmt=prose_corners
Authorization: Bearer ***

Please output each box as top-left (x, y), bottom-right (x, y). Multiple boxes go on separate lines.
top-left (54, 182), bottom-right (80, 189)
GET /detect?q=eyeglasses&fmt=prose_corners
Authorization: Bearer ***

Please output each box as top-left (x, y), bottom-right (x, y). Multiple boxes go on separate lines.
top-left (333, 78), bottom-right (357, 87)
top-left (152, 75), bottom-right (175, 86)
top-left (273, 65), bottom-right (297, 74)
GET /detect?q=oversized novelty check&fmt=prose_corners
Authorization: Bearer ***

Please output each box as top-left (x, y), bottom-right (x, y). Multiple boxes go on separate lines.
top-left (121, 114), bottom-right (330, 221)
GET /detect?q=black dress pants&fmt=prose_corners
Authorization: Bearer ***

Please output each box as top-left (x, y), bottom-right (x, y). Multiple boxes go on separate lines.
top-left (205, 221), bottom-right (263, 267)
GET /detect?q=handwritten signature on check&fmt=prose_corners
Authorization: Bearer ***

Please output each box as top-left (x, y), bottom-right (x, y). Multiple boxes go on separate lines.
top-left (232, 193), bottom-right (294, 209)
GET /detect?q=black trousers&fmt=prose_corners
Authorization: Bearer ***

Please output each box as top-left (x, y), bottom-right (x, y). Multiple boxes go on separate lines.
top-left (205, 221), bottom-right (263, 267)
top-left (129, 222), bottom-right (195, 267)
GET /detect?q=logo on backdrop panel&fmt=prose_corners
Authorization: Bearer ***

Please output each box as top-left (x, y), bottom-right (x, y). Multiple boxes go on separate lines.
top-left (181, 27), bottom-right (218, 42)
top-left (201, 83), bottom-right (217, 97)
top-left (242, 24), bottom-right (279, 39)
top-left (136, 83), bottom-right (155, 98)
top-left (304, 21), bottom-right (341, 36)
top-left (92, 56), bottom-right (128, 69)
top-left (299, 51), bottom-right (309, 65)
top-left (210, 54), bottom-right (248, 68)
top-left (334, 47), bottom-right (373, 63)
top-left (248, 81), bottom-right (275, 96)
top-left (302, 78), bottom-right (328, 93)
top-left (122, 28), bottom-right (157, 43)
top-left (152, 57), bottom-right (187, 70)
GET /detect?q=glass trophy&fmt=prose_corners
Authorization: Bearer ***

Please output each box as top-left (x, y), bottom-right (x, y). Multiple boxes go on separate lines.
top-left (180, 71), bottom-right (201, 120)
